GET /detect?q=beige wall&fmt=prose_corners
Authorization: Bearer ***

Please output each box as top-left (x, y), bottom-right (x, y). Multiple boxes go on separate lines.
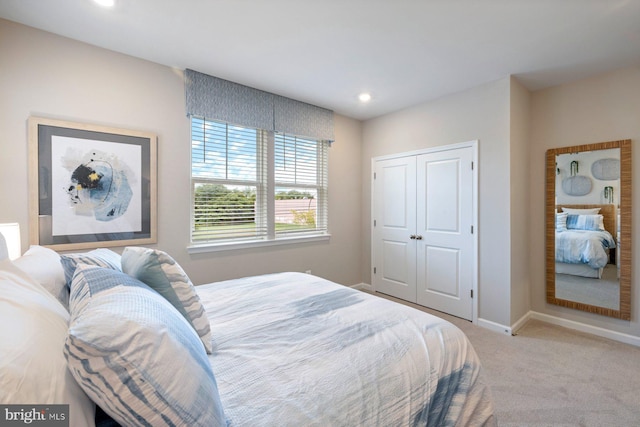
top-left (0, 19), bottom-right (363, 286)
top-left (509, 77), bottom-right (531, 324)
top-left (530, 66), bottom-right (640, 337)
top-left (362, 78), bottom-right (513, 327)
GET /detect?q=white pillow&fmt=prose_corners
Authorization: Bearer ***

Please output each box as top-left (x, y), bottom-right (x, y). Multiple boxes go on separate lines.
top-left (0, 258), bottom-right (95, 427)
top-left (13, 245), bottom-right (68, 309)
top-left (555, 212), bottom-right (568, 231)
top-left (0, 233), bottom-right (8, 261)
top-left (65, 265), bottom-right (227, 426)
top-left (561, 207), bottom-right (601, 215)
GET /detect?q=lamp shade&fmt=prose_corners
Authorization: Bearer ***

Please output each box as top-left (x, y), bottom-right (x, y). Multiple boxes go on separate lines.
top-left (0, 223), bottom-right (21, 260)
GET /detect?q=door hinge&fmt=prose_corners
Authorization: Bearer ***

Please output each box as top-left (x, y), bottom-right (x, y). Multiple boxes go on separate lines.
top-left (374, 172), bottom-right (377, 179)
top-left (471, 225), bottom-right (474, 234)
top-left (374, 219), bottom-right (377, 227)
top-left (471, 161), bottom-right (474, 170)
top-left (471, 289), bottom-right (474, 298)
top-left (373, 267), bottom-right (377, 274)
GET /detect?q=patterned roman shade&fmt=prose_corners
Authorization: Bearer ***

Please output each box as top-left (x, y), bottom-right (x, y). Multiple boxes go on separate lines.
top-left (184, 69), bottom-right (334, 142)
top-left (184, 69), bottom-right (273, 131)
top-left (273, 95), bottom-right (334, 142)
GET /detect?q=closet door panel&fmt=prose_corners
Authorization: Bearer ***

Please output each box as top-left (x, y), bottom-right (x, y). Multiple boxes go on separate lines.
top-left (372, 156), bottom-right (417, 302)
top-left (416, 147), bottom-right (474, 320)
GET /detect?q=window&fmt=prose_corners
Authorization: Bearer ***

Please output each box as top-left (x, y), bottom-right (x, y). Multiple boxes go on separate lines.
top-left (191, 118), bottom-right (267, 242)
top-left (184, 70), bottom-right (334, 250)
top-left (191, 117), bottom-right (328, 247)
top-left (274, 133), bottom-right (328, 237)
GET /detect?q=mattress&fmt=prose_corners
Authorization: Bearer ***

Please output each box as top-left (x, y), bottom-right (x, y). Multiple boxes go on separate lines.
top-left (196, 272), bottom-right (495, 426)
top-left (555, 261), bottom-right (602, 279)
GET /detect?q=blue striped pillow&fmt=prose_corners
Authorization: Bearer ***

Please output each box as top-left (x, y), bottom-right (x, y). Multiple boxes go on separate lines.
top-left (121, 247), bottom-right (213, 354)
top-left (60, 248), bottom-right (121, 287)
top-left (64, 265), bottom-right (227, 427)
top-left (566, 214), bottom-right (604, 231)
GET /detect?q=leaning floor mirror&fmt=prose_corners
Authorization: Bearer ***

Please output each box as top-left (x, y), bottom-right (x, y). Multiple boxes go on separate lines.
top-left (546, 139), bottom-right (631, 320)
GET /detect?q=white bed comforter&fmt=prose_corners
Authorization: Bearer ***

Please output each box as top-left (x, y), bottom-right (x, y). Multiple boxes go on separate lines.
top-left (196, 272), bottom-right (495, 426)
top-left (555, 230), bottom-right (616, 269)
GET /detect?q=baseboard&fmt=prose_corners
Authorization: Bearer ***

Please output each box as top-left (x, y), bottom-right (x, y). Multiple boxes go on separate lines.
top-left (473, 312), bottom-right (639, 346)
top-left (510, 311), bottom-right (533, 335)
top-left (477, 318), bottom-right (513, 336)
top-left (351, 283), bottom-right (373, 292)
top-left (529, 311), bottom-right (640, 347)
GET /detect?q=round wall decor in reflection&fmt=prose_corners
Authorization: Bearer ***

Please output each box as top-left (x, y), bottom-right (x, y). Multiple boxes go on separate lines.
top-left (562, 175), bottom-right (592, 196)
top-left (591, 158), bottom-right (620, 180)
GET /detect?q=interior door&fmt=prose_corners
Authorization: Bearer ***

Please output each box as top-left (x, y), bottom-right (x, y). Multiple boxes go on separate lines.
top-left (416, 146), bottom-right (474, 320)
top-left (372, 156), bottom-right (417, 302)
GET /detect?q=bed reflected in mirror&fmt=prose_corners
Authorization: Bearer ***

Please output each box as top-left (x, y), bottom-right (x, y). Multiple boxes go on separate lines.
top-left (546, 140), bottom-right (631, 320)
top-left (554, 203), bottom-right (618, 310)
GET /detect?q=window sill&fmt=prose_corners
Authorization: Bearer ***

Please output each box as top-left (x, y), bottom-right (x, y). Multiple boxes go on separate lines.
top-left (187, 233), bottom-right (331, 254)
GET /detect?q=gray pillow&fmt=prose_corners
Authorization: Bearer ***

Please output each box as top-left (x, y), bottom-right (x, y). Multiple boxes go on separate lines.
top-left (121, 246), bottom-right (212, 353)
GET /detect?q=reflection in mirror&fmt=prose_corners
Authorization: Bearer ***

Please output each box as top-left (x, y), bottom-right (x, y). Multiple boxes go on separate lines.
top-left (555, 149), bottom-right (619, 310)
top-left (546, 140), bottom-right (631, 320)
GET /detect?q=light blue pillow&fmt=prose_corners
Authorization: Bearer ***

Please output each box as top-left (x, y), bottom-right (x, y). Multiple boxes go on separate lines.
top-left (60, 248), bottom-right (121, 287)
top-left (566, 214), bottom-right (604, 231)
top-left (556, 212), bottom-right (568, 231)
top-left (121, 246), bottom-right (212, 353)
top-left (64, 265), bottom-right (226, 427)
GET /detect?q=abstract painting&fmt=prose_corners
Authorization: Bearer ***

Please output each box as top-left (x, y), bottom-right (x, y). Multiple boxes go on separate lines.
top-left (29, 117), bottom-right (157, 251)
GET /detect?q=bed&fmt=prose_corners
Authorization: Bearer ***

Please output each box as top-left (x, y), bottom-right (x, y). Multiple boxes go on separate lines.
top-left (555, 204), bottom-right (617, 278)
top-left (0, 240), bottom-right (495, 427)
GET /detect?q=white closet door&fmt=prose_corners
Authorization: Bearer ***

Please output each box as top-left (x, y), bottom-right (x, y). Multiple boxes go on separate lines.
top-left (372, 156), bottom-right (417, 302)
top-left (416, 146), bottom-right (474, 320)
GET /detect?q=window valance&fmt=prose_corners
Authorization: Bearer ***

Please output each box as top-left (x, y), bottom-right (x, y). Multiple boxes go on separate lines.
top-left (184, 69), bottom-right (334, 142)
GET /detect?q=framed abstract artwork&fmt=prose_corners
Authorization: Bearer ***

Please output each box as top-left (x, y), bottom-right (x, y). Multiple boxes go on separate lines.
top-left (28, 117), bottom-right (157, 251)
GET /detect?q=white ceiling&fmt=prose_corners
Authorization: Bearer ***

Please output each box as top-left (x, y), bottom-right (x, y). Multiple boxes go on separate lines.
top-left (1, 0), bottom-right (639, 120)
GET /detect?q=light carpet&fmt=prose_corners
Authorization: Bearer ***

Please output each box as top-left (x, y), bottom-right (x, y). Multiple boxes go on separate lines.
top-left (368, 291), bottom-right (640, 426)
top-left (555, 264), bottom-right (619, 310)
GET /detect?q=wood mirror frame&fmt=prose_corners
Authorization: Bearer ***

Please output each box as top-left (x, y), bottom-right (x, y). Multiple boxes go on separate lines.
top-left (546, 139), bottom-right (632, 320)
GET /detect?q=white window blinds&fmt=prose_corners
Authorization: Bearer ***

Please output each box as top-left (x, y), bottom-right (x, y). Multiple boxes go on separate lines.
top-left (275, 134), bottom-right (328, 236)
top-left (191, 118), bottom-right (267, 242)
top-left (191, 118), bottom-right (328, 244)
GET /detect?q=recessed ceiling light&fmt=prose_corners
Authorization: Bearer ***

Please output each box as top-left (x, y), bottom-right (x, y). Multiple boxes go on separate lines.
top-left (93, 0), bottom-right (115, 7)
top-left (358, 93), bottom-right (372, 103)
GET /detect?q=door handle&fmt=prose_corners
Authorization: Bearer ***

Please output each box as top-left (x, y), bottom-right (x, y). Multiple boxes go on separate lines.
top-left (416, 235), bottom-right (423, 240)
top-left (410, 235), bottom-right (416, 239)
